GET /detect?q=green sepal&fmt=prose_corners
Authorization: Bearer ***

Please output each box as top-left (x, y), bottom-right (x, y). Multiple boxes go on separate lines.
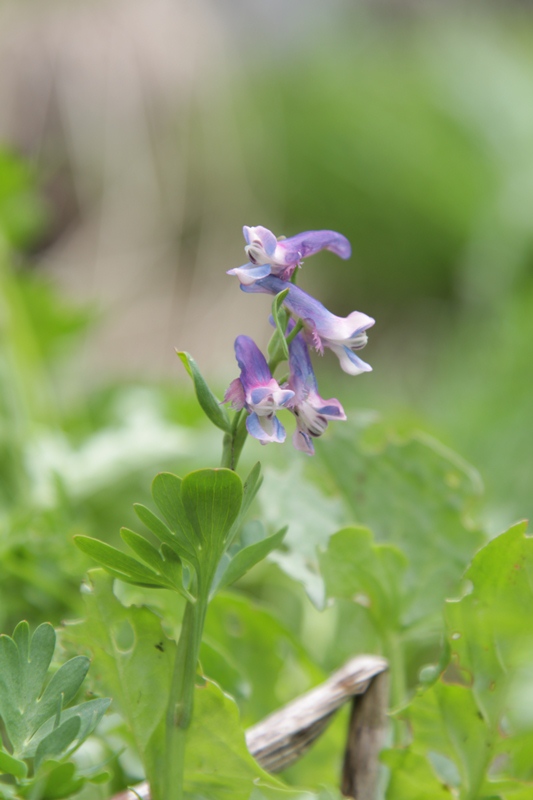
top-left (177, 350), bottom-right (231, 433)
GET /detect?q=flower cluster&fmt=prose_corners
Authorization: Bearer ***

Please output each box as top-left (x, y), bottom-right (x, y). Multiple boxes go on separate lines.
top-left (225, 225), bottom-right (374, 454)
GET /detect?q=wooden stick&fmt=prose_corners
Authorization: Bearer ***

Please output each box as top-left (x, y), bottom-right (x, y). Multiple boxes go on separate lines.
top-left (112, 654), bottom-right (388, 800)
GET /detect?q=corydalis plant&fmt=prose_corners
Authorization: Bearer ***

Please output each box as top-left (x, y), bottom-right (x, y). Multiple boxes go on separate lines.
top-left (75, 223), bottom-right (374, 800)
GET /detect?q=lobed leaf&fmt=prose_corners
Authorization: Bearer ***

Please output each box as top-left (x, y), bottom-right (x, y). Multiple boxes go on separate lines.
top-left (74, 536), bottom-right (165, 588)
top-left (34, 716), bottom-right (81, 772)
top-left (133, 502), bottom-right (195, 564)
top-left (215, 526), bottom-right (287, 594)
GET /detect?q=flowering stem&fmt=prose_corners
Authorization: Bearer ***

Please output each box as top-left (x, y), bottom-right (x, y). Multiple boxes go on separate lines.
top-left (221, 409), bottom-right (247, 470)
top-left (285, 318), bottom-right (303, 347)
top-left (163, 589), bottom-right (209, 800)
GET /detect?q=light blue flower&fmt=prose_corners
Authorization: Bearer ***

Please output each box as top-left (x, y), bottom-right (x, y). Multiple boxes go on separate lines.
top-left (242, 276), bottom-right (375, 376)
top-left (287, 330), bottom-right (346, 455)
top-left (224, 335), bottom-right (294, 444)
top-left (227, 225), bottom-right (351, 286)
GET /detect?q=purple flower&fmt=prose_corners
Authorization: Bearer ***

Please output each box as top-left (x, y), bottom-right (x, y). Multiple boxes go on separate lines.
top-left (287, 330), bottom-right (346, 455)
top-left (227, 225), bottom-right (352, 286)
top-left (224, 335), bottom-right (294, 444)
top-left (242, 276), bottom-right (375, 376)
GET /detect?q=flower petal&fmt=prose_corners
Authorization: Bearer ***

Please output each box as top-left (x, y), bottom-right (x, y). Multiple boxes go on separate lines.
top-left (234, 335), bottom-right (273, 392)
top-left (227, 263), bottom-right (272, 285)
top-left (246, 411), bottom-right (286, 444)
top-left (277, 230), bottom-right (351, 265)
top-left (224, 377), bottom-right (245, 410)
top-left (328, 344), bottom-right (373, 376)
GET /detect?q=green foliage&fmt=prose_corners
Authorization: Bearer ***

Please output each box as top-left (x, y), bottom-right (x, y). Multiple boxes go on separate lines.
top-left (76, 468), bottom-right (245, 602)
top-left (0, 622), bottom-right (110, 799)
top-left (383, 522), bottom-right (533, 798)
top-left (68, 572), bottom-right (279, 800)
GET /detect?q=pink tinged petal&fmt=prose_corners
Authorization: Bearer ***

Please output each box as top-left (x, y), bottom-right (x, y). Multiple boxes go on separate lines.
top-left (224, 377), bottom-right (245, 410)
top-left (292, 428), bottom-right (315, 456)
top-left (227, 263), bottom-right (272, 285)
top-left (246, 412), bottom-right (286, 444)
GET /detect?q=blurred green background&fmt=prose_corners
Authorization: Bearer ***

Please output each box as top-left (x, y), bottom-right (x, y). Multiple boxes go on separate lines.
top-left (2, 1), bottom-right (533, 793)
top-left (2, 0), bottom-right (531, 530)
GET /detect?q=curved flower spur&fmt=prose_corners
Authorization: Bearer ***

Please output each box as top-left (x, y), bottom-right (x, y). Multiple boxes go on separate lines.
top-left (227, 225), bottom-right (352, 285)
top-left (242, 275), bottom-right (375, 376)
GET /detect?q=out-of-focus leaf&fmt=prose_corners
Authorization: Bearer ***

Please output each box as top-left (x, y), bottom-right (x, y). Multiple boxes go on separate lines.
top-left (203, 592), bottom-right (323, 725)
top-left (259, 461), bottom-right (344, 608)
top-left (0, 750), bottom-right (27, 780)
top-left (384, 522), bottom-right (533, 796)
top-left (177, 351), bottom-right (231, 433)
top-left (319, 526), bottom-right (407, 633)
top-left (317, 418), bottom-right (485, 624)
top-left (65, 570), bottom-right (175, 796)
top-left (183, 678), bottom-right (281, 800)
top-left (382, 750), bottom-right (451, 799)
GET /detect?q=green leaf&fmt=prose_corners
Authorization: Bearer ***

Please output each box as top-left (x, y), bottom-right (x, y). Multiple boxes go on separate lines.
top-left (319, 526), bottom-right (408, 633)
top-left (151, 473), bottom-right (198, 561)
top-left (133, 502), bottom-right (194, 564)
top-left (383, 522), bottom-right (533, 797)
top-left (29, 656), bottom-right (90, 733)
top-left (259, 461), bottom-right (344, 607)
top-left (316, 418), bottom-right (485, 623)
top-left (216, 526), bottom-right (287, 593)
top-left (34, 716), bottom-right (81, 771)
top-left (65, 571), bottom-right (176, 792)
top-left (177, 350), bottom-right (231, 433)
top-left (23, 698), bottom-right (111, 758)
top-left (74, 535), bottom-right (165, 588)
top-left (180, 468), bottom-right (243, 576)
top-left (203, 593), bottom-right (323, 725)
top-left (183, 679), bottom-right (281, 800)
top-left (36, 762), bottom-right (86, 800)
top-left (0, 750), bottom-right (27, 779)
top-left (382, 750), bottom-right (452, 799)
top-left (120, 527), bottom-right (166, 572)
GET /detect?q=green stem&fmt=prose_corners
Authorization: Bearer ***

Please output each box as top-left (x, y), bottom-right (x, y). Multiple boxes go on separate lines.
top-left (164, 592), bottom-right (209, 800)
